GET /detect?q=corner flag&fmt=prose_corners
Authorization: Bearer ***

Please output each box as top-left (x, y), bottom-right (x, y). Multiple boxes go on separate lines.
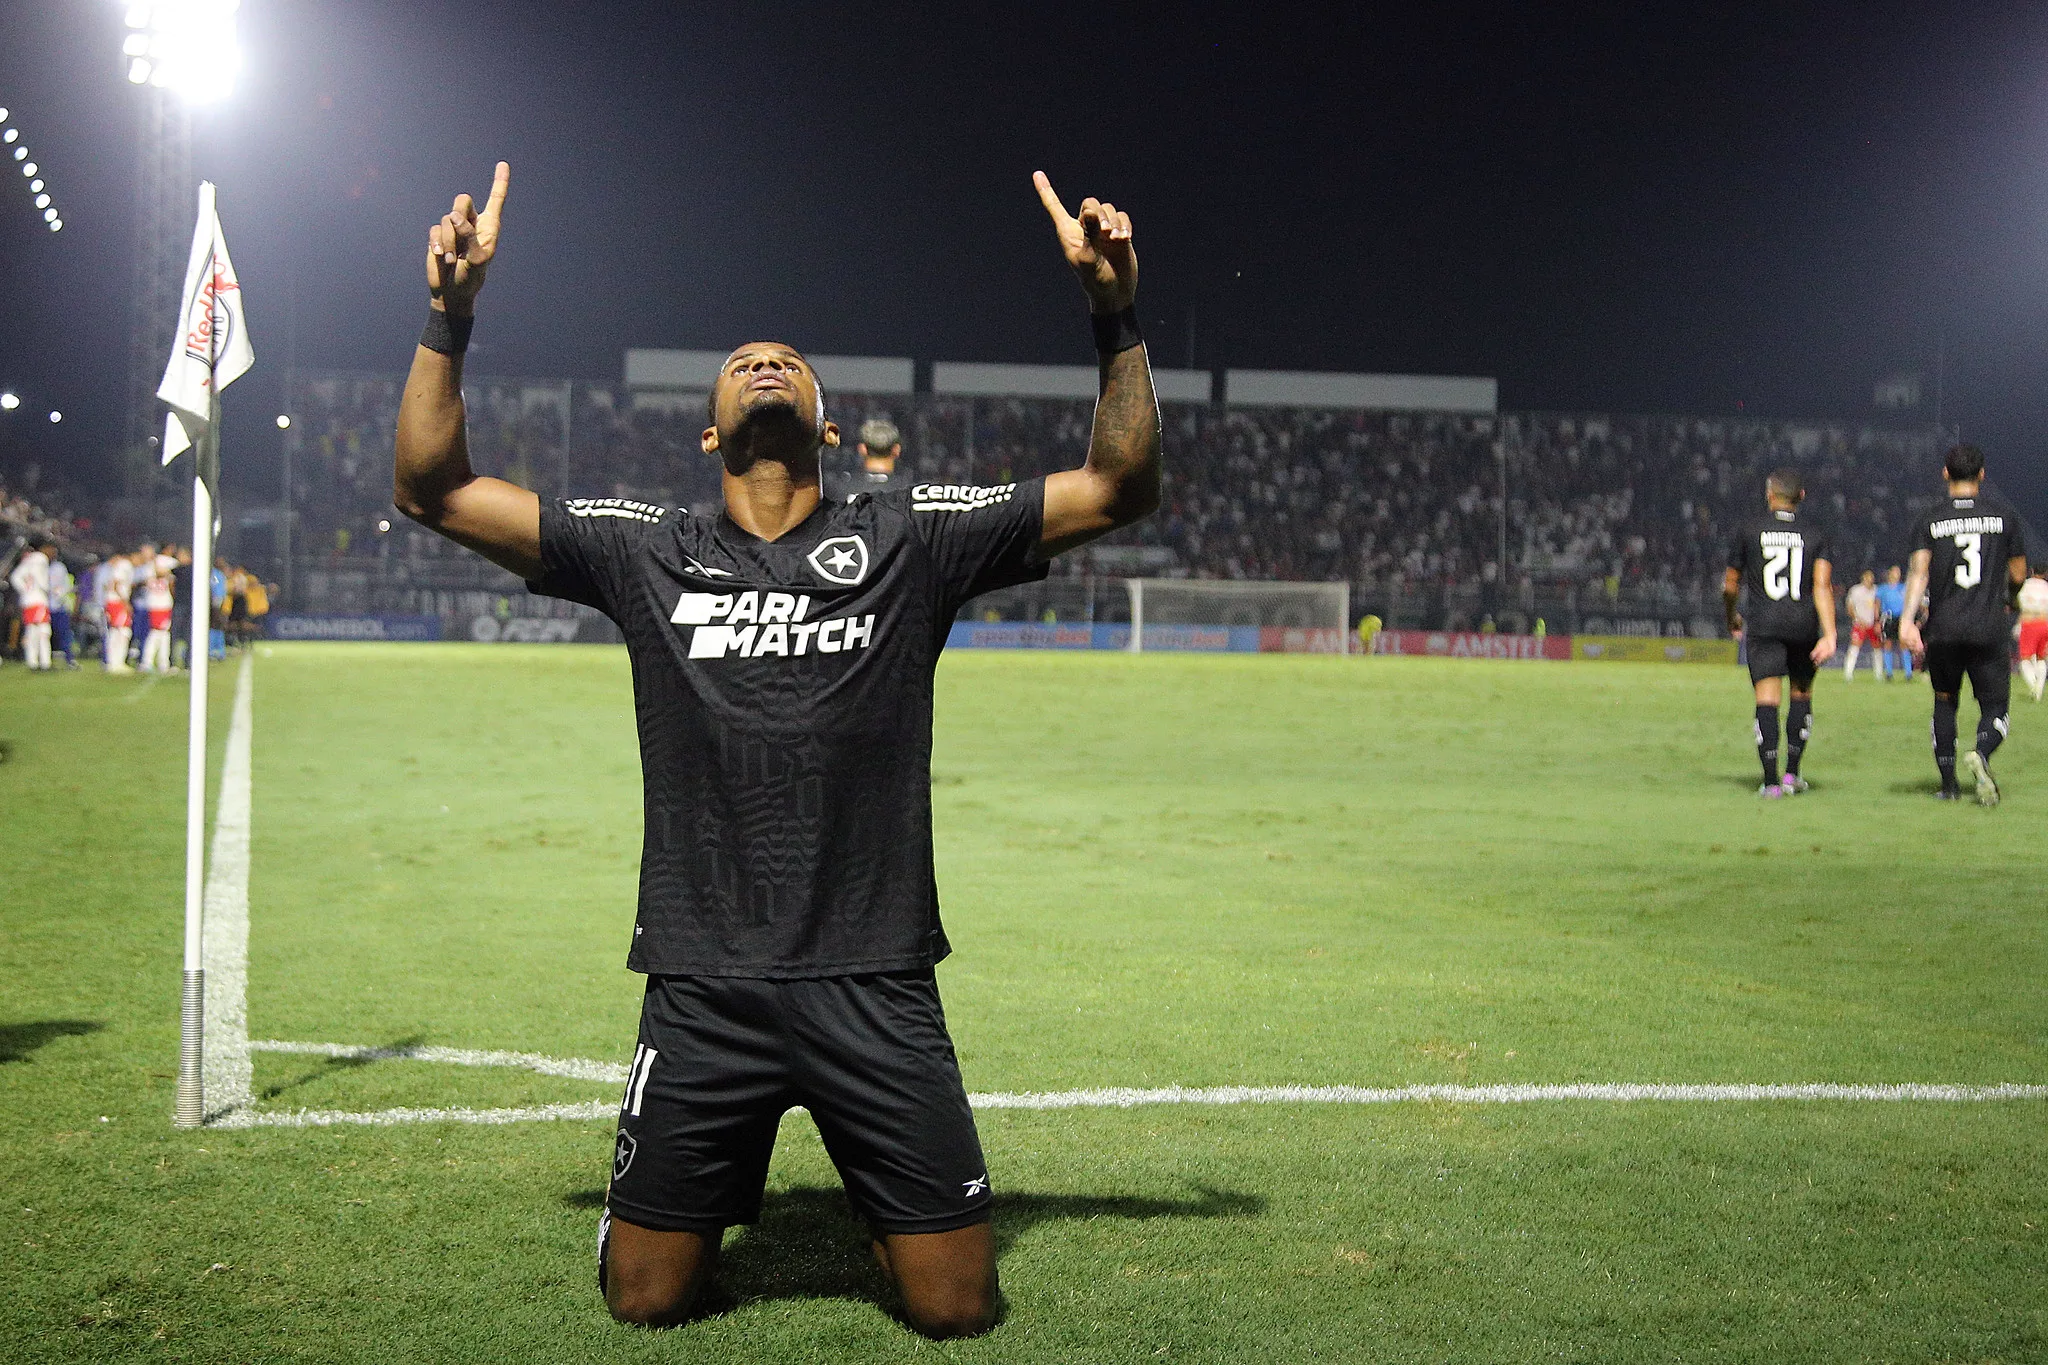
top-left (162, 181), bottom-right (254, 1130)
top-left (158, 181), bottom-right (253, 488)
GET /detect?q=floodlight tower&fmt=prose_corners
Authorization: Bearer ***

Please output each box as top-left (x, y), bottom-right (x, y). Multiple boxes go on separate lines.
top-left (118, 1), bottom-right (242, 505)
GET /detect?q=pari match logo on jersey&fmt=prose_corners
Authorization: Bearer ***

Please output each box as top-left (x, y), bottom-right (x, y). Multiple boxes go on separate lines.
top-left (671, 534), bottom-right (876, 661)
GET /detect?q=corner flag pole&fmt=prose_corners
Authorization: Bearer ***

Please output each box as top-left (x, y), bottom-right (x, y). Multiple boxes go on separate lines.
top-left (174, 389), bottom-right (220, 1130)
top-left (165, 180), bottom-right (251, 1130)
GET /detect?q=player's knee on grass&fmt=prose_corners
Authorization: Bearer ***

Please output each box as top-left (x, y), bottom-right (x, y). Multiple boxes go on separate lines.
top-left (600, 1212), bottom-right (720, 1327)
top-left (874, 1221), bottom-right (999, 1339)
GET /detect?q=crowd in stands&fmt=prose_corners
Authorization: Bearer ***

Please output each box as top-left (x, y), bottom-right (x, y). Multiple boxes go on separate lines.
top-left (279, 371), bottom-right (1960, 630)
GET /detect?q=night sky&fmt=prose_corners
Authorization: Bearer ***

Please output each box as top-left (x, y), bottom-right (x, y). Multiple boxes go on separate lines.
top-left (4, 2), bottom-right (2048, 521)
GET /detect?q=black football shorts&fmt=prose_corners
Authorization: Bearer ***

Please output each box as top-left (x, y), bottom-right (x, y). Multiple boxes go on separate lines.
top-left (1924, 640), bottom-right (2011, 709)
top-left (1746, 634), bottom-right (1820, 688)
top-left (603, 969), bottom-right (992, 1239)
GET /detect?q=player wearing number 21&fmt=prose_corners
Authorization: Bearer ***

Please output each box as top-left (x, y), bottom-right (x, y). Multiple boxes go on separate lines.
top-left (1900, 444), bottom-right (2029, 805)
top-left (1725, 468), bottom-right (1836, 798)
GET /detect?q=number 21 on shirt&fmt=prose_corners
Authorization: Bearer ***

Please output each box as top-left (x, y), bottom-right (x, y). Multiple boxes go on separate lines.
top-left (1763, 542), bottom-right (1803, 601)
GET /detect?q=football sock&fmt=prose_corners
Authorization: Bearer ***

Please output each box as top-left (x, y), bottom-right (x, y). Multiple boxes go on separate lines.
top-left (1932, 696), bottom-right (1959, 791)
top-left (1842, 644), bottom-right (1860, 678)
top-left (1754, 704), bottom-right (1780, 786)
top-left (1785, 698), bottom-right (1812, 776)
top-left (1977, 706), bottom-right (2008, 761)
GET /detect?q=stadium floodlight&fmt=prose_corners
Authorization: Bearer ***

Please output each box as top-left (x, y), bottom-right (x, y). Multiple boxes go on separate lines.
top-left (49, 220), bottom-right (61, 231)
top-left (22, 162), bottom-right (35, 175)
top-left (35, 194), bottom-right (49, 209)
top-left (11, 148), bottom-right (23, 161)
top-left (3, 129), bottom-right (16, 144)
top-left (0, 107), bottom-right (8, 122)
top-left (49, 410), bottom-right (61, 422)
top-left (43, 207), bottom-right (56, 222)
top-left (0, 392), bottom-right (18, 410)
top-left (121, 1), bottom-right (243, 103)
top-left (275, 413), bottom-right (290, 429)
top-left (29, 178), bottom-right (42, 191)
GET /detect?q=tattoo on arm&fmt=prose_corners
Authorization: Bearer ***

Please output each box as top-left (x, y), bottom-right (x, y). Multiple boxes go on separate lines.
top-left (1086, 344), bottom-right (1162, 520)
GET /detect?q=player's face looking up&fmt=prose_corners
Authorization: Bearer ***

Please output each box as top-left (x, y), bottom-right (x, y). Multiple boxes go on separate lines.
top-left (701, 343), bottom-right (840, 474)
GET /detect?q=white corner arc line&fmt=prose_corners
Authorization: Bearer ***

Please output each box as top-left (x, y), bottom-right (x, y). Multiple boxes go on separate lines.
top-left (200, 653), bottom-right (256, 1123)
top-left (248, 1039), bottom-right (629, 1084)
top-left (219, 1036), bottom-right (2048, 1128)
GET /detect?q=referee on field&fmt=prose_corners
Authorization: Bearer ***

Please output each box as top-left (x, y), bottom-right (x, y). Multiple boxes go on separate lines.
top-left (392, 163), bottom-right (1160, 1337)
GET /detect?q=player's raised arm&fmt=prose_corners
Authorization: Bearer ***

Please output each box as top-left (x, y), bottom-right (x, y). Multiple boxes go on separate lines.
top-left (393, 161), bottom-right (543, 580)
top-left (1032, 172), bottom-right (1162, 555)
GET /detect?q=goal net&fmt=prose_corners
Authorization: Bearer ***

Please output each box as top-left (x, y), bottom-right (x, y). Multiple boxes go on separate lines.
top-left (1123, 579), bottom-right (1351, 654)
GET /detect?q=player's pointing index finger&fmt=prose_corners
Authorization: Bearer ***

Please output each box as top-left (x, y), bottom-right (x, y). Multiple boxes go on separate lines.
top-left (1032, 170), bottom-right (1073, 227)
top-left (482, 161), bottom-right (510, 222)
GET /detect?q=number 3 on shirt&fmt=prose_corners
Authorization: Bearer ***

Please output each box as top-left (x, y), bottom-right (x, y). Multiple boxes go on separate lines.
top-left (1953, 533), bottom-right (1982, 588)
top-left (1763, 543), bottom-right (1803, 601)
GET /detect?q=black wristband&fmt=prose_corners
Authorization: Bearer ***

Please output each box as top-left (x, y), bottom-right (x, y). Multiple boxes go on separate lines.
top-left (421, 308), bottom-right (474, 356)
top-left (1090, 305), bottom-right (1143, 356)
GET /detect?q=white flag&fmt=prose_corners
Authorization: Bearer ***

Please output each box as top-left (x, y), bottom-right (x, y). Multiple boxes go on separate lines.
top-left (158, 181), bottom-right (254, 467)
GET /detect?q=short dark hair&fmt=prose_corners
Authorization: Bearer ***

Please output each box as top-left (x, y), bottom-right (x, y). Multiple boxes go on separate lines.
top-left (1766, 467), bottom-right (1803, 502)
top-left (1943, 443), bottom-right (1985, 481)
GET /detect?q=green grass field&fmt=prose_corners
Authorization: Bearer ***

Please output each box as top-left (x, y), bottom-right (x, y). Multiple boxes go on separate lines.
top-left (3, 645), bottom-right (2044, 1363)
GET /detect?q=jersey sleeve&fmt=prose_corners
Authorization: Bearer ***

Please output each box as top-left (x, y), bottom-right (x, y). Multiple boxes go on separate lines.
top-left (527, 497), bottom-right (670, 618)
top-left (1726, 532), bottom-right (1749, 574)
top-left (2005, 511), bottom-right (2027, 564)
top-left (895, 477), bottom-right (1052, 616)
top-left (1911, 517), bottom-right (1935, 557)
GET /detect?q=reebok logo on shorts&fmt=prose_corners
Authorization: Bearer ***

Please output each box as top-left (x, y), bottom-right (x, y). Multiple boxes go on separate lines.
top-left (962, 1173), bottom-right (989, 1198)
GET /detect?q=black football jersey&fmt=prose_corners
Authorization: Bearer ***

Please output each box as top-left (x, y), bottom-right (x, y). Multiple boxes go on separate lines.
top-left (1728, 508), bottom-right (1831, 640)
top-left (528, 480), bottom-right (1049, 977)
top-left (1913, 492), bottom-right (2028, 645)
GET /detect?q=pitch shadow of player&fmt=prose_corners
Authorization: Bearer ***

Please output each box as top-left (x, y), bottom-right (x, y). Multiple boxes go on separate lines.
top-left (257, 1034), bottom-right (429, 1102)
top-left (561, 1183), bottom-right (1264, 1322)
top-left (0, 1019), bottom-right (102, 1063)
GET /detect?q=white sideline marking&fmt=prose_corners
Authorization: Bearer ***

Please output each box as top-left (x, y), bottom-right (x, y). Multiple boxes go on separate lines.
top-left (217, 1037), bottom-right (2048, 1127)
top-left (200, 654), bottom-right (256, 1123)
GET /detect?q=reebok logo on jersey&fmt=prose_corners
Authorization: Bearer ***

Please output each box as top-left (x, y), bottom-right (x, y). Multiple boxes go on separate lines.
top-left (807, 535), bottom-right (870, 585)
top-left (912, 482), bottom-right (1017, 513)
top-left (671, 589), bottom-right (876, 660)
top-left (565, 497), bottom-right (666, 524)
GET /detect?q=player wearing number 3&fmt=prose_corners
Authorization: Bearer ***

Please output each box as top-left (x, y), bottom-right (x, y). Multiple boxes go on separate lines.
top-left (1725, 468), bottom-right (1836, 797)
top-left (1900, 445), bottom-right (2029, 805)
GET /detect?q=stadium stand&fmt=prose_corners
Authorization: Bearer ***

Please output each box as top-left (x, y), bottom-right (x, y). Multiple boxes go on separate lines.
top-left (271, 370), bottom-right (1966, 640)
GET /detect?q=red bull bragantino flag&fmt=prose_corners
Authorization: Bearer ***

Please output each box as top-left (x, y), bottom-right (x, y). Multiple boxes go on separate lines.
top-left (157, 181), bottom-right (254, 470)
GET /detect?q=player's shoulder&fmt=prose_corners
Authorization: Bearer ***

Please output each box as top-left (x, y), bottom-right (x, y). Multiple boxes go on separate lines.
top-left (559, 496), bottom-right (676, 528)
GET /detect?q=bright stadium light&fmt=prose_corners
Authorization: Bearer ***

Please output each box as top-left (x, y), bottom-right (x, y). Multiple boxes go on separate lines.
top-left (29, 178), bottom-right (42, 191)
top-left (3, 129), bottom-right (16, 144)
top-left (49, 220), bottom-right (61, 232)
top-left (11, 148), bottom-right (23, 161)
top-left (0, 392), bottom-right (19, 410)
top-left (49, 410), bottom-right (62, 423)
top-left (274, 413), bottom-right (291, 429)
top-left (43, 207), bottom-right (56, 222)
top-left (34, 194), bottom-right (49, 209)
top-left (121, 1), bottom-right (243, 103)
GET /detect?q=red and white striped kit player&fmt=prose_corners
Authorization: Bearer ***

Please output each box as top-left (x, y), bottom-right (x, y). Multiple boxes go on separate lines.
top-left (9, 546), bottom-right (53, 671)
top-left (102, 553), bottom-right (136, 672)
top-left (140, 553), bottom-right (176, 673)
top-left (2017, 571), bottom-right (2048, 703)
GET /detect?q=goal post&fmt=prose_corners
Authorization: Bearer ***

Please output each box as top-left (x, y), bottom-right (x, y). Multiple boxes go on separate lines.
top-left (1123, 579), bottom-right (1351, 654)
